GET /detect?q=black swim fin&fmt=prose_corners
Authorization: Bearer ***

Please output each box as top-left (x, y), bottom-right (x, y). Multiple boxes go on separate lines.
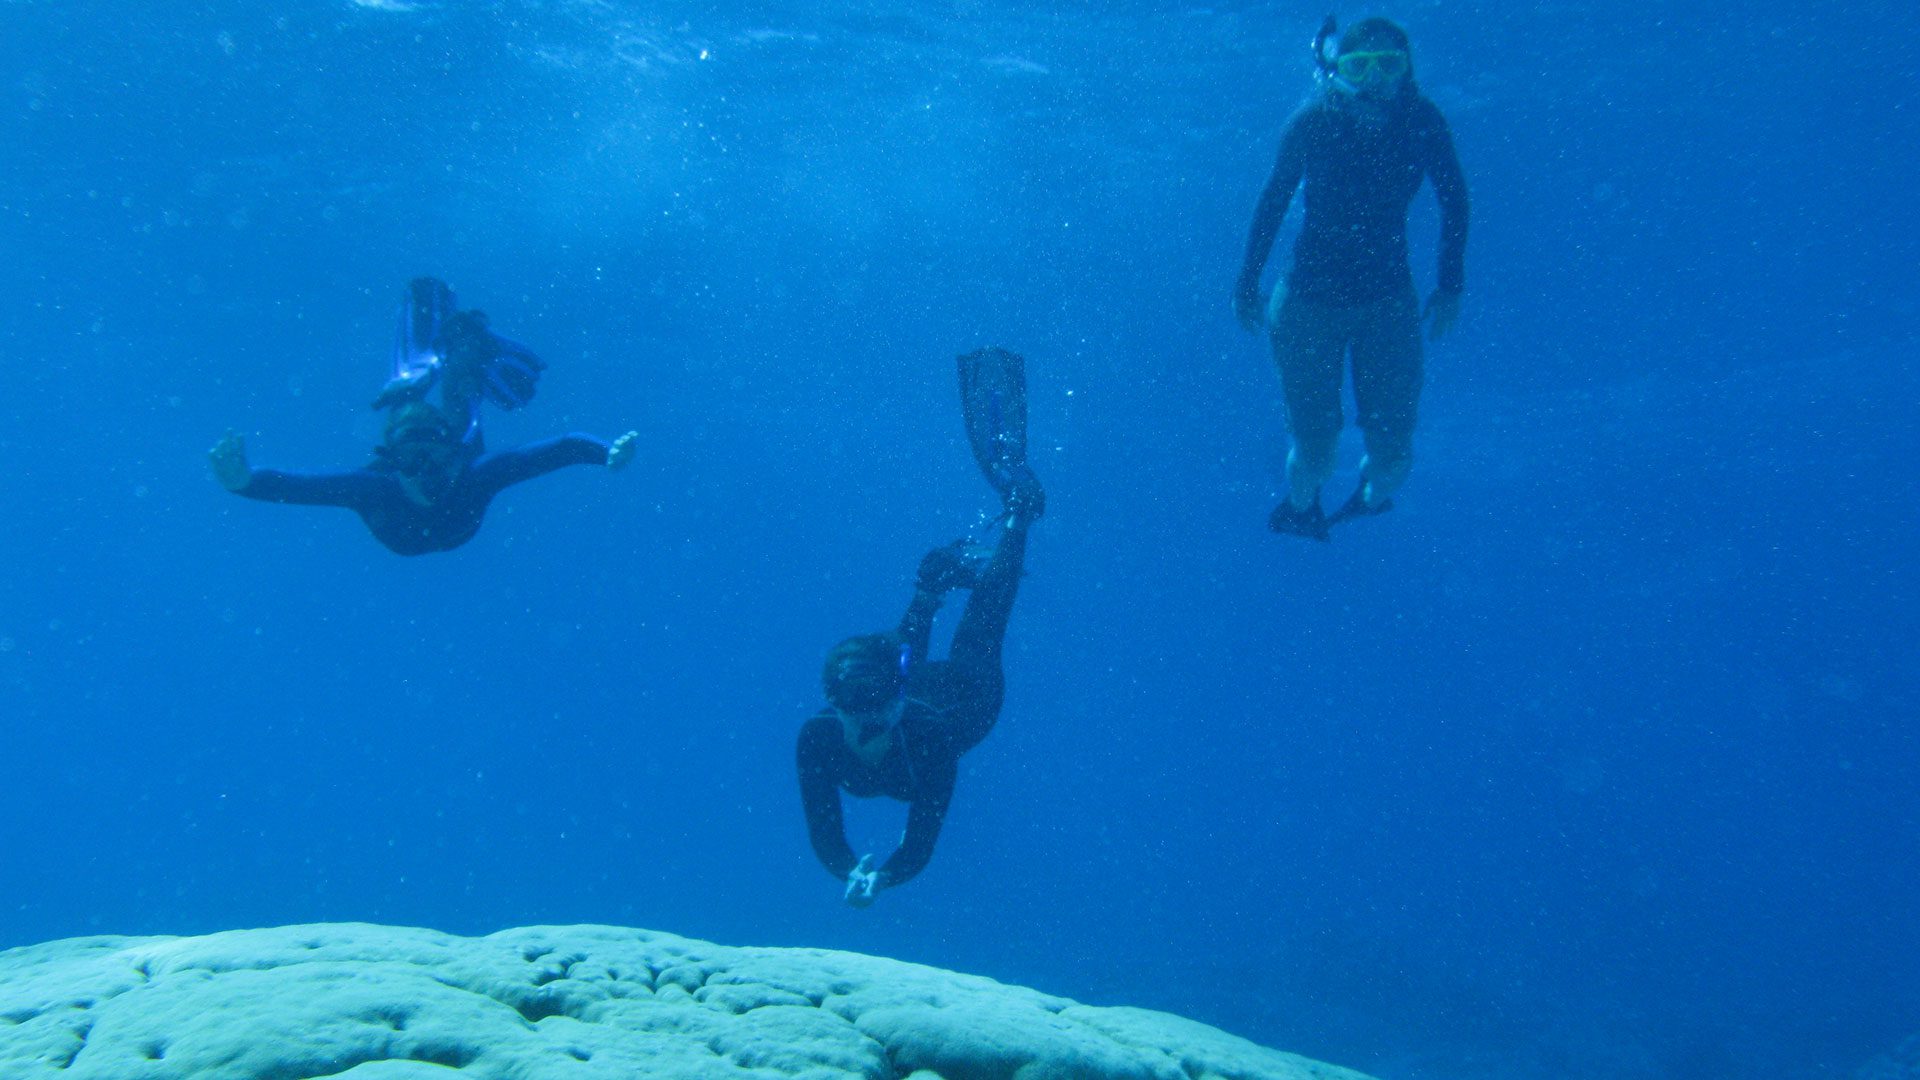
top-left (1269, 498), bottom-right (1331, 541)
top-left (957, 346), bottom-right (1029, 505)
top-left (1327, 484), bottom-right (1393, 529)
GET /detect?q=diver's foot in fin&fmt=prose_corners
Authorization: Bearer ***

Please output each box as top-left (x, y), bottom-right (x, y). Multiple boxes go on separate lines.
top-left (1327, 485), bottom-right (1393, 529)
top-left (1268, 499), bottom-right (1331, 541)
top-left (918, 539), bottom-right (992, 594)
top-left (1003, 465), bottom-right (1046, 523)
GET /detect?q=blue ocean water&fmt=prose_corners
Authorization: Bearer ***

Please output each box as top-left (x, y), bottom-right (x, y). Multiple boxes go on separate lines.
top-left (2, 1), bottom-right (1916, 1077)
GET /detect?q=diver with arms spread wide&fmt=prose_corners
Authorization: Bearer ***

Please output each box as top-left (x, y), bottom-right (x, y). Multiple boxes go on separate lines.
top-left (796, 347), bottom-right (1045, 908)
top-left (1235, 16), bottom-right (1468, 540)
top-left (209, 278), bottom-right (638, 556)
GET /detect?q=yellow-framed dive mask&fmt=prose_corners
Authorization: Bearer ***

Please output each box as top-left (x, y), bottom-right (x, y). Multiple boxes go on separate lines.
top-left (1335, 50), bottom-right (1409, 85)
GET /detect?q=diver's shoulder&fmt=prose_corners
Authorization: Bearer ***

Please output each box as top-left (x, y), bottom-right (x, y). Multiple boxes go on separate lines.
top-left (1284, 96), bottom-right (1339, 132)
top-left (798, 710), bottom-right (839, 744)
top-left (1405, 92), bottom-right (1451, 129)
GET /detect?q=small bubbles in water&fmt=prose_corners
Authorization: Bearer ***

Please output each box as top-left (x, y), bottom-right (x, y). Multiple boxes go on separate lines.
top-left (134, 485), bottom-right (149, 499)
top-left (0, 638), bottom-right (15, 653)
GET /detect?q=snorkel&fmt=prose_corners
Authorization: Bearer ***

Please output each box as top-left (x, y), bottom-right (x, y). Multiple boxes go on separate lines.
top-left (1312, 14), bottom-right (1344, 90)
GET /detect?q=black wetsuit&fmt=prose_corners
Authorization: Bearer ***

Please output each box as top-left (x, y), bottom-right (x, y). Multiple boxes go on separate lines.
top-left (233, 435), bottom-right (610, 556)
top-left (1238, 91), bottom-right (1469, 306)
top-left (796, 522), bottom-right (1028, 890)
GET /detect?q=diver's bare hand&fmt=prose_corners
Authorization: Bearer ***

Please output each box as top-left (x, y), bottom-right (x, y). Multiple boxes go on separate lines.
top-left (1424, 289), bottom-right (1462, 341)
top-left (844, 854), bottom-right (880, 909)
top-left (1233, 284), bottom-right (1266, 334)
top-left (607, 431), bottom-right (640, 472)
top-left (208, 430), bottom-right (252, 492)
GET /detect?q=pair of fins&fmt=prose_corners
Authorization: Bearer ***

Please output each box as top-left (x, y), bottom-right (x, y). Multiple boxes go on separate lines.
top-left (374, 277), bottom-right (547, 423)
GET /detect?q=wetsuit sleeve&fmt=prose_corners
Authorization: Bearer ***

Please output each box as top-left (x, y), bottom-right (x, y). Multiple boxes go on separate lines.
top-left (234, 468), bottom-right (390, 509)
top-left (1235, 112), bottom-right (1312, 300)
top-left (1423, 104), bottom-right (1470, 295)
top-left (797, 716), bottom-right (861, 880)
top-left (878, 758), bottom-right (955, 889)
top-left (468, 434), bottom-right (610, 497)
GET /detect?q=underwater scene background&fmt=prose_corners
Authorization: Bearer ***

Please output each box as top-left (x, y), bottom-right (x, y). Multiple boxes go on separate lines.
top-left (2, 1), bottom-right (1916, 1077)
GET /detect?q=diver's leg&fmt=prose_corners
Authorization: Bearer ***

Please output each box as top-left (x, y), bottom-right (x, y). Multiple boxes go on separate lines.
top-left (948, 520), bottom-right (1029, 674)
top-left (1270, 289), bottom-right (1347, 511)
top-left (1349, 287), bottom-right (1424, 509)
top-left (943, 521), bottom-right (1024, 752)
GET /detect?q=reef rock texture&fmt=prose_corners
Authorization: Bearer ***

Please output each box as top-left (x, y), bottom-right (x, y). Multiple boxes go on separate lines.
top-left (0, 923), bottom-right (1374, 1080)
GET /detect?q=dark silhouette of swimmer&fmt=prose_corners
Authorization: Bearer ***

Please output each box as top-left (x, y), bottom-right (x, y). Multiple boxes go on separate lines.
top-left (1234, 15), bottom-right (1469, 540)
top-left (797, 346), bottom-right (1045, 907)
top-left (209, 405), bottom-right (636, 556)
top-left (209, 278), bottom-right (636, 556)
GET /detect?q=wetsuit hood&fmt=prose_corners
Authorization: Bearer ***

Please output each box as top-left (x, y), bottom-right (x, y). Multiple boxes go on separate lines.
top-left (823, 633), bottom-right (910, 712)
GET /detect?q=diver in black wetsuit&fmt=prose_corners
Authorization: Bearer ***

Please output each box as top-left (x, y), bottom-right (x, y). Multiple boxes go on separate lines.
top-left (797, 460), bottom-right (1044, 908)
top-left (797, 346), bottom-right (1045, 907)
top-left (208, 404), bottom-right (636, 556)
top-left (209, 278), bottom-right (638, 556)
top-left (1235, 16), bottom-right (1469, 540)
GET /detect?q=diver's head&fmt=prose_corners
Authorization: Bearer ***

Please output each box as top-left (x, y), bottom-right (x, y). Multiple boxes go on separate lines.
top-left (823, 633), bottom-right (911, 741)
top-left (1324, 17), bottom-right (1413, 101)
top-left (377, 402), bottom-right (464, 498)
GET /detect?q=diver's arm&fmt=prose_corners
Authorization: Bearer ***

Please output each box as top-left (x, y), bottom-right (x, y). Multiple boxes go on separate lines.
top-left (877, 760), bottom-right (955, 890)
top-left (232, 467), bottom-right (392, 510)
top-left (469, 434), bottom-right (611, 495)
top-left (797, 717), bottom-right (862, 880)
top-left (1235, 116), bottom-right (1310, 316)
top-left (1424, 104), bottom-right (1470, 296)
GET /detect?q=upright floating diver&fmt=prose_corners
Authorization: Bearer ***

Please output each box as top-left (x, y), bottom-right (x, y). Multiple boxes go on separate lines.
top-left (208, 278), bottom-right (638, 556)
top-left (1234, 15), bottom-right (1469, 540)
top-left (796, 346), bottom-right (1045, 908)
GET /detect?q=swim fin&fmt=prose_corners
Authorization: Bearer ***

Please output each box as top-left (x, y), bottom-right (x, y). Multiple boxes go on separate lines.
top-left (374, 277), bottom-right (459, 409)
top-left (957, 346), bottom-right (1029, 505)
top-left (475, 332), bottom-right (546, 411)
top-left (1326, 483), bottom-right (1393, 529)
top-left (1269, 497), bottom-right (1331, 541)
